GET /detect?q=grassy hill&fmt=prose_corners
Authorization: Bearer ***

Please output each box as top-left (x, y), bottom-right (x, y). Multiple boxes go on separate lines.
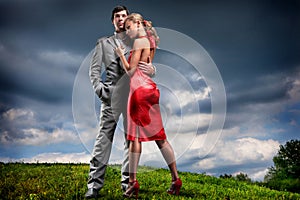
top-left (1, 163), bottom-right (299, 199)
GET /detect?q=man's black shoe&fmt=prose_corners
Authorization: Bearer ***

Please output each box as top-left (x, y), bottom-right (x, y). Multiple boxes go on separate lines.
top-left (85, 188), bottom-right (100, 199)
top-left (121, 184), bottom-right (128, 192)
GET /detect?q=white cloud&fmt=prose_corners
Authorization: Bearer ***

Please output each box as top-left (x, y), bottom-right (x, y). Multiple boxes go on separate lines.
top-left (172, 87), bottom-right (211, 108)
top-left (190, 73), bottom-right (204, 82)
top-left (2, 108), bottom-right (34, 121)
top-left (164, 113), bottom-right (211, 134)
top-left (192, 136), bottom-right (280, 180)
top-left (248, 168), bottom-right (269, 181)
top-left (0, 152), bottom-right (90, 163)
top-left (1, 108), bottom-right (80, 146)
top-left (218, 138), bottom-right (279, 163)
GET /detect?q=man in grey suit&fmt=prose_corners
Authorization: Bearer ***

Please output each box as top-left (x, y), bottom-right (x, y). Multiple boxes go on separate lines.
top-left (85, 5), bottom-right (155, 199)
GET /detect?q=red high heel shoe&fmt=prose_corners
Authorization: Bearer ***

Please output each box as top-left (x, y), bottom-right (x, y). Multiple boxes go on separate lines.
top-left (167, 178), bottom-right (182, 195)
top-left (123, 180), bottom-right (140, 199)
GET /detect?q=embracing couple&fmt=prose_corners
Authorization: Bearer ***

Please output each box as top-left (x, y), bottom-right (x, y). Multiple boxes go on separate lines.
top-left (85, 5), bottom-right (182, 199)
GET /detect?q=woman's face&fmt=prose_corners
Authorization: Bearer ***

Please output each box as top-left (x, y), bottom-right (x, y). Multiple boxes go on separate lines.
top-left (125, 20), bottom-right (138, 39)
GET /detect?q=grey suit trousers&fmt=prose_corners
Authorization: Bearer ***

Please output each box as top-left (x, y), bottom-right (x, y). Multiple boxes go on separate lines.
top-left (87, 100), bottom-right (129, 190)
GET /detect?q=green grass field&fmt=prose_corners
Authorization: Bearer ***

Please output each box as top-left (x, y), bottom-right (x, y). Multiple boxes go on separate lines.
top-left (1, 163), bottom-right (299, 199)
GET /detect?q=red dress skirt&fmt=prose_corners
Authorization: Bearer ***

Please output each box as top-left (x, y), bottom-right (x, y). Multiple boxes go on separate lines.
top-left (127, 66), bottom-right (166, 142)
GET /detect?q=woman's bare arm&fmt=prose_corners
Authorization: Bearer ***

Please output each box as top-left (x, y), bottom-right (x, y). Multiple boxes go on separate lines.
top-left (115, 38), bottom-right (148, 73)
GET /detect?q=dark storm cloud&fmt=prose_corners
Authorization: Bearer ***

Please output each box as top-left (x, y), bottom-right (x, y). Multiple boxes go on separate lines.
top-left (161, 0), bottom-right (300, 82)
top-left (227, 72), bottom-right (293, 109)
top-left (0, 43), bottom-right (80, 104)
top-left (0, 0), bottom-right (115, 52)
top-left (2, 0), bottom-right (299, 80)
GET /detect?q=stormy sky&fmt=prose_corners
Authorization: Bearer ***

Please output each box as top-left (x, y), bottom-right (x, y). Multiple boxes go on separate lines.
top-left (1, 0), bottom-right (299, 181)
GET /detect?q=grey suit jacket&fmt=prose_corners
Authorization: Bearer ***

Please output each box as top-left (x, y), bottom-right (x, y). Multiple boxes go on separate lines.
top-left (89, 34), bottom-right (130, 105)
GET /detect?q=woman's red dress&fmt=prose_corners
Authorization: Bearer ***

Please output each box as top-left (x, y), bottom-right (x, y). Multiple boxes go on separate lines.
top-left (127, 51), bottom-right (166, 142)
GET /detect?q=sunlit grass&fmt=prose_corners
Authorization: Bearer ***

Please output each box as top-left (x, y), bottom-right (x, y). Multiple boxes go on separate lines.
top-left (1, 163), bottom-right (299, 199)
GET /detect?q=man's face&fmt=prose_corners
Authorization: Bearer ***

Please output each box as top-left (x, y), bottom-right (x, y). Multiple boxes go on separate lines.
top-left (112, 10), bottom-right (128, 32)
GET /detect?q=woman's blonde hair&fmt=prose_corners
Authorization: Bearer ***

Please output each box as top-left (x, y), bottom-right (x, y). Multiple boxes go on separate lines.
top-left (125, 13), bottom-right (159, 48)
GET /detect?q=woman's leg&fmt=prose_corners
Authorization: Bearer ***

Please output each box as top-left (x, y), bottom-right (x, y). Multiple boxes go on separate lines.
top-left (155, 139), bottom-right (179, 181)
top-left (124, 138), bottom-right (141, 198)
top-left (129, 137), bottom-right (141, 182)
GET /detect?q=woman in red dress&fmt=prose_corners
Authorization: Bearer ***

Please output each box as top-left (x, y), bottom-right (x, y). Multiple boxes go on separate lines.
top-left (115, 13), bottom-right (182, 198)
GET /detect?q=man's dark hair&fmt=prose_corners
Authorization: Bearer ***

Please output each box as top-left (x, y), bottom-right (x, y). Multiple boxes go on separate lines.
top-left (111, 5), bottom-right (129, 21)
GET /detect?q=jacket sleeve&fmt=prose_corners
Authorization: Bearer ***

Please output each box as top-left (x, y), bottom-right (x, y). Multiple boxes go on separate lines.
top-left (89, 38), bottom-right (110, 102)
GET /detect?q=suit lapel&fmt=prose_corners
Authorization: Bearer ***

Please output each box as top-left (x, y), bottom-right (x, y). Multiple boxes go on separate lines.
top-left (107, 35), bottom-right (129, 55)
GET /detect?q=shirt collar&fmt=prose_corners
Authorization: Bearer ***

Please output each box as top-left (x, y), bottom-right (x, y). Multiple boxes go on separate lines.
top-left (114, 31), bottom-right (127, 41)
